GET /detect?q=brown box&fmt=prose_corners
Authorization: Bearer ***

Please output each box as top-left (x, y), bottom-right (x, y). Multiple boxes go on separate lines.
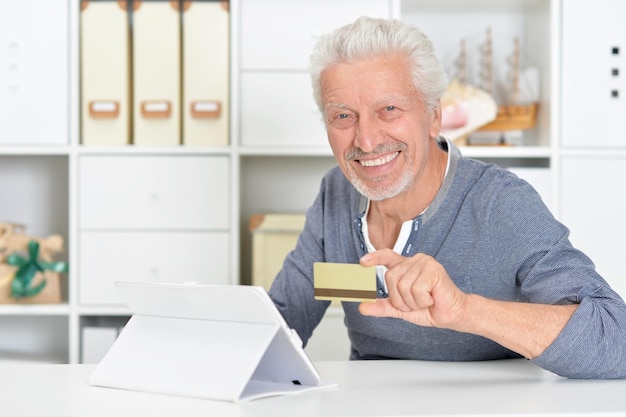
top-left (0, 223), bottom-right (66, 304)
top-left (249, 214), bottom-right (305, 291)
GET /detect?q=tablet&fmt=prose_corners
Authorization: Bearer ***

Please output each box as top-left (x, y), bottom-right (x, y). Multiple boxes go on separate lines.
top-left (90, 281), bottom-right (331, 401)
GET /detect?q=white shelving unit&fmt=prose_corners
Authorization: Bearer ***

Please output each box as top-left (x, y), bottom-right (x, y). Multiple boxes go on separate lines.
top-left (1, 0), bottom-right (623, 364)
top-left (0, 0), bottom-right (72, 363)
top-left (557, 0), bottom-right (626, 298)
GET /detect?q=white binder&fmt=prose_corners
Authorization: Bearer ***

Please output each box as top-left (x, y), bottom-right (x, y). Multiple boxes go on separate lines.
top-left (89, 281), bottom-right (337, 402)
top-left (80, 0), bottom-right (130, 145)
top-left (182, 0), bottom-right (230, 146)
top-left (132, 1), bottom-right (180, 145)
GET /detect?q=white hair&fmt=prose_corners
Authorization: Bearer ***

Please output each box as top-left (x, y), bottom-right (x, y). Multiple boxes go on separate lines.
top-left (309, 16), bottom-right (448, 114)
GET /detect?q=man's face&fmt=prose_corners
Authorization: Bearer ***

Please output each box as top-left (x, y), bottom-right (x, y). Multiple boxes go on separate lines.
top-left (320, 53), bottom-right (441, 201)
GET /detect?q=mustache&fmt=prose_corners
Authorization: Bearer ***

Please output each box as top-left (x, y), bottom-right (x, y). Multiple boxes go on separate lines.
top-left (345, 143), bottom-right (407, 161)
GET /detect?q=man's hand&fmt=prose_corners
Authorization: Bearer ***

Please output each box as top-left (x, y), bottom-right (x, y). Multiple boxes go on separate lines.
top-left (358, 249), bottom-right (468, 329)
top-left (358, 249), bottom-right (578, 359)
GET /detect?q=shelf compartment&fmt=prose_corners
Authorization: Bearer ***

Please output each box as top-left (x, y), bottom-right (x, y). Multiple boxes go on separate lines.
top-left (0, 315), bottom-right (69, 364)
top-left (400, 0), bottom-right (552, 148)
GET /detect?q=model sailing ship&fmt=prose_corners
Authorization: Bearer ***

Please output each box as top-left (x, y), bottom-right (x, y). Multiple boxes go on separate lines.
top-left (440, 28), bottom-right (540, 144)
top-left (477, 28), bottom-right (539, 133)
top-left (439, 37), bottom-right (497, 142)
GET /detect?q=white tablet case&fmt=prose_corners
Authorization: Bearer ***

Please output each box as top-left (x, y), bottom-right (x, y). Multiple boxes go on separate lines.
top-left (89, 281), bottom-right (336, 402)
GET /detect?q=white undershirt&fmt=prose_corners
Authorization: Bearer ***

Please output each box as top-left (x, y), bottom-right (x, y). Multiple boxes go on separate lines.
top-left (361, 205), bottom-right (414, 293)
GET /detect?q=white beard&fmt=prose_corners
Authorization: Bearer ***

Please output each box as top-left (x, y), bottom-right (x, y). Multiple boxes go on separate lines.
top-left (346, 159), bottom-right (414, 201)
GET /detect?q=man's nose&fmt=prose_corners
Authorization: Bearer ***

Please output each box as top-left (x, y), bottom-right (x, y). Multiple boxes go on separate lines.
top-left (354, 114), bottom-right (382, 153)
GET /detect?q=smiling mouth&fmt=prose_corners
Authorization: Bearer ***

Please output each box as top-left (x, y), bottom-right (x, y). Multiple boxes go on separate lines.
top-left (358, 151), bottom-right (400, 167)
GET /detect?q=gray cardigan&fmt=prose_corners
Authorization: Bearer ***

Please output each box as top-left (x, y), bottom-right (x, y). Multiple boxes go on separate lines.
top-left (269, 141), bottom-right (626, 379)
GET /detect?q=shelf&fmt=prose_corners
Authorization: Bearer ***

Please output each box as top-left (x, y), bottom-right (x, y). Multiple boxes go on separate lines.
top-left (0, 304), bottom-right (70, 316)
top-left (238, 146), bottom-right (334, 157)
top-left (558, 148), bottom-right (626, 158)
top-left (0, 146), bottom-right (70, 156)
top-left (77, 306), bottom-right (132, 316)
top-left (77, 145), bottom-right (232, 156)
top-left (458, 145), bottom-right (551, 159)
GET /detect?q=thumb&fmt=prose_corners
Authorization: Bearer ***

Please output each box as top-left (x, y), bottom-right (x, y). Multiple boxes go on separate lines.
top-left (359, 299), bottom-right (394, 317)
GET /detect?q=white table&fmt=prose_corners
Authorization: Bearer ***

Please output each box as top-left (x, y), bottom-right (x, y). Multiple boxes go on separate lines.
top-left (3, 359), bottom-right (626, 417)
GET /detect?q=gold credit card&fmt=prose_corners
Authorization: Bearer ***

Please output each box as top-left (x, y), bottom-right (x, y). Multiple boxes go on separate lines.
top-left (313, 262), bottom-right (377, 302)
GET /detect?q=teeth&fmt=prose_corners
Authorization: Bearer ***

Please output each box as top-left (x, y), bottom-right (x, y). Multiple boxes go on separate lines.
top-left (359, 151), bottom-right (399, 167)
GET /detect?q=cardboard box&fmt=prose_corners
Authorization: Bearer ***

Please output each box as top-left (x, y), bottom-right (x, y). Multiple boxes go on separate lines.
top-left (250, 214), bottom-right (305, 291)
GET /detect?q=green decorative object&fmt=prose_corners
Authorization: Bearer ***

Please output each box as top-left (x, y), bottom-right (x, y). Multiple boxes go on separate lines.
top-left (6, 240), bottom-right (68, 299)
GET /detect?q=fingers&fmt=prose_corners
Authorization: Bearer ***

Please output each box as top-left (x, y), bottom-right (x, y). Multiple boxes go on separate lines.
top-left (385, 254), bottom-right (436, 312)
top-left (361, 250), bottom-right (429, 311)
top-left (360, 252), bottom-right (442, 315)
top-left (359, 252), bottom-right (465, 329)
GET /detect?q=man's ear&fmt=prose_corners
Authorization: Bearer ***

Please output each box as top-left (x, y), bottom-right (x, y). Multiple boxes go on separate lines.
top-left (429, 102), bottom-right (442, 139)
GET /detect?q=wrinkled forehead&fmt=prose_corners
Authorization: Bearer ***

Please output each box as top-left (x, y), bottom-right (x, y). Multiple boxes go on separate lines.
top-left (319, 55), bottom-right (422, 107)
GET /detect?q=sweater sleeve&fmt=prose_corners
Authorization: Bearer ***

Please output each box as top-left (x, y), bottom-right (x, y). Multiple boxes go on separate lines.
top-left (488, 174), bottom-right (626, 378)
top-left (532, 288), bottom-right (626, 378)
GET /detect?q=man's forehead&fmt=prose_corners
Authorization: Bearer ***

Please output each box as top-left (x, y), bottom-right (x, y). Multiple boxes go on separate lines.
top-left (323, 91), bottom-right (418, 111)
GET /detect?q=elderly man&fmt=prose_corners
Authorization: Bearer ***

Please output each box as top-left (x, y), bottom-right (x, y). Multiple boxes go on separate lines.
top-left (269, 16), bottom-right (626, 379)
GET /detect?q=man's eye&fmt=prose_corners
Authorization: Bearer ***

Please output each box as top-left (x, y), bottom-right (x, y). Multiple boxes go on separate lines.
top-left (328, 112), bottom-right (355, 128)
top-left (379, 105), bottom-right (401, 121)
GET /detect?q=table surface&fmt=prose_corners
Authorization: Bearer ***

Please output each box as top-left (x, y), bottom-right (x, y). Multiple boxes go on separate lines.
top-left (4, 359), bottom-right (626, 417)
